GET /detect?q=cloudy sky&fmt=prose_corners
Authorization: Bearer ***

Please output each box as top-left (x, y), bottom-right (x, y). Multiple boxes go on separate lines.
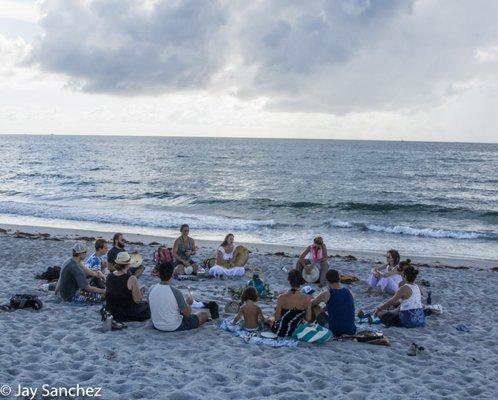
top-left (1, 0), bottom-right (498, 142)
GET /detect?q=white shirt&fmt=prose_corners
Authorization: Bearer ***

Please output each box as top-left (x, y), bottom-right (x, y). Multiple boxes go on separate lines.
top-left (148, 283), bottom-right (187, 331)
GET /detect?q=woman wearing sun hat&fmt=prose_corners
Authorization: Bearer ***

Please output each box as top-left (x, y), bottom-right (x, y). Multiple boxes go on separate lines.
top-left (295, 236), bottom-right (329, 287)
top-left (105, 251), bottom-right (150, 322)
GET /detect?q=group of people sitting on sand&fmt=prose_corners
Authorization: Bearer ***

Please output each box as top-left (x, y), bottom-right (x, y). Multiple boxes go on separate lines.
top-left (53, 226), bottom-right (425, 336)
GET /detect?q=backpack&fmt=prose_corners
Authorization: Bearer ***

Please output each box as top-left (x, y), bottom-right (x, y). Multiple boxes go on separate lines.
top-left (247, 273), bottom-right (267, 297)
top-left (153, 246), bottom-right (174, 266)
top-left (35, 266), bottom-right (61, 282)
top-left (8, 294), bottom-right (43, 311)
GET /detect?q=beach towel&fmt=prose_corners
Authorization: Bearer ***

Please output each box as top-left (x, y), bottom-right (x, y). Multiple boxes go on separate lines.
top-left (357, 314), bottom-right (382, 325)
top-left (219, 319), bottom-right (298, 348)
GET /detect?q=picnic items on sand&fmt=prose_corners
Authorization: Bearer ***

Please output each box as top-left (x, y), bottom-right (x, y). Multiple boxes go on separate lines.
top-left (1, 294), bottom-right (43, 311)
top-left (340, 274), bottom-right (359, 284)
top-left (224, 300), bottom-right (241, 314)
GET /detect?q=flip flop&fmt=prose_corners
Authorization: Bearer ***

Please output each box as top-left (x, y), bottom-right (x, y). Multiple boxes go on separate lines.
top-left (111, 321), bottom-right (127, 330)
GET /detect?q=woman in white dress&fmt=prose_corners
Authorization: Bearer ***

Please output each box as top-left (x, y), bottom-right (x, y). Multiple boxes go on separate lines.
top-left (367, 249), bottom-right (402, 295)
top-left (208, 234), bottom-right (246, 278)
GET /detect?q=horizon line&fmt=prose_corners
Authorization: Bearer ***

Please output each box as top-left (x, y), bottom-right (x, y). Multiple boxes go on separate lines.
top-left (0, 132), bottom-right (497, 145)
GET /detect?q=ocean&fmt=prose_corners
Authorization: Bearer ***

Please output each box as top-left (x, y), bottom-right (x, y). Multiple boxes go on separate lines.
top-left (0, 134), bottom-right (497, 260)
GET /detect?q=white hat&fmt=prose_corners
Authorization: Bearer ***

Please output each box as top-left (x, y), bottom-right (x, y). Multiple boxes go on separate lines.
top-left (184, 266), bottom-right (194, 275)
top-left (115, 251), bottom-right (132, 265)
top-left (129, 253), bottom-right (143, 269)
top-left (302, 265), bottom-right (320, 283)
top-left (72, 243), bottom-right (87, 254)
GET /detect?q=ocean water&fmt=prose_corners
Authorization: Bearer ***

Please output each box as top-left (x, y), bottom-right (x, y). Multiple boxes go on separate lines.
top-left (0, 134), bottom-right (497, 259)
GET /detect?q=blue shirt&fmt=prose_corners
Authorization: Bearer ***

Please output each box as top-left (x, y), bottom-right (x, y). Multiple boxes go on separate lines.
top-left (326, 288), bottom-right (356, 337)
top-left (85, 253), bottom-right (102, 272)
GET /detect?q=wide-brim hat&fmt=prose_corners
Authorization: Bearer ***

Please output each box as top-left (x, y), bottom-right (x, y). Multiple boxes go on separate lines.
top-left (115, 251), bottom-right (132, 265)
top-left (129, 253), bottom-right (143, 269)
top-left (184, 266), bottom-right (194, 275)
top-left (302, 265), bottom-right (320, 283)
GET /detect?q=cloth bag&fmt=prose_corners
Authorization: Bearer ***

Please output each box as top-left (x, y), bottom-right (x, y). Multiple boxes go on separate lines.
top-left (292, 322), bottom-right (332, 344)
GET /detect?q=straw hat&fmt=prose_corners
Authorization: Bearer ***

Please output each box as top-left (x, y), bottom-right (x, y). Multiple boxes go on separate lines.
top-left (129, 253), bottom-right (143, 269)
top-left (224, 300), bottom-right (240, 314)
top-left (184, 265), bottom-right (194, 275)
top-left (302, 265), bottom-right (320, 283)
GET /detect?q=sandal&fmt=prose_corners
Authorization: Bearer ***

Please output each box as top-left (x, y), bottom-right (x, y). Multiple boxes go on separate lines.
top-left (111, 321), bottom-right (127, 331)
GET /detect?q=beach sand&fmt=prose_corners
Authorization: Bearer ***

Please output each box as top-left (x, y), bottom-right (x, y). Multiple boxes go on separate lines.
top-left (0, 225), bottom-right (497, 399)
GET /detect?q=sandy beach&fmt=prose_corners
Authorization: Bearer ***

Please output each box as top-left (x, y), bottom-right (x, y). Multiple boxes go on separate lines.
top-left (1, 225), bottom-right (497, 400)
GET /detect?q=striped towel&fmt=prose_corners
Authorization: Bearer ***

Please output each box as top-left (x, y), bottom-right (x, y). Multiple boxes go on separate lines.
top-left (292, 322), bottom-right (332, 344)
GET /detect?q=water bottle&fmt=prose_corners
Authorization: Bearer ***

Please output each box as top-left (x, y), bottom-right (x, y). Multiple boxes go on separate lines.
top-left (427, 290), bottom-right (432, 305)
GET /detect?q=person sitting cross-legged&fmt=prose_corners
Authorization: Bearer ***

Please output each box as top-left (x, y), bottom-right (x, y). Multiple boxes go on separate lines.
top-left (373, 264), bottom-right (425, 328)
top-left (149, 261), bottom-right (209, 332)
top-left (105, 251), bottom-right (150, 322)
top-left (311, 269), bottom-right (356, 337)
top-left (55, 243), bottom-right (106, 304)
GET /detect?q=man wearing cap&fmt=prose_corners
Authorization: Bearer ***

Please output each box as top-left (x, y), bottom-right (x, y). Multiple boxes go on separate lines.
top-left (55, 243), bottom-right (106, 303)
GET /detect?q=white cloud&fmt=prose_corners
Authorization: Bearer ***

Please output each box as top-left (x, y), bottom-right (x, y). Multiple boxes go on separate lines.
top-left (30, 0), bottom-right (228, 94)
top-left (1, 0), bottom-right (498, 142)
top-left (476, 45), bottom-right (498, 63)
top-left (0, 0), bottom-right (39, 23)
top-left (27, 0), bottom-right (498, 116)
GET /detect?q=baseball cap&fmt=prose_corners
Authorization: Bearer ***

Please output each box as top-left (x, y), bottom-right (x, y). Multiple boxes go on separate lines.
top-left (72, 243), bottom-right (87, 254)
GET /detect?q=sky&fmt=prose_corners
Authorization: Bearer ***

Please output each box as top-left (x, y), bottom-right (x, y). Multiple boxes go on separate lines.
top-left (1, 0), bottom-right (498, 142)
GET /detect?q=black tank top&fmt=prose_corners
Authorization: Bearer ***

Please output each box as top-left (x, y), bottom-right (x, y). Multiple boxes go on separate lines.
top-left (106, 273), bottom-right (135, 312)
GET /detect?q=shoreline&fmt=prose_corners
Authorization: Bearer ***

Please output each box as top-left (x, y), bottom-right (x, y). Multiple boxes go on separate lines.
top-left (1, 222), bottom-right (496, 270)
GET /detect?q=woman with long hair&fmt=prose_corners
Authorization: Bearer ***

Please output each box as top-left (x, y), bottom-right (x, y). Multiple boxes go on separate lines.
top-left (208, 233), bottom-right (246, 278)
top-left (295, 236), bottom-right (329, 287)
top-left (367, 249), bottom-right (403, 294)
top-left (373, 264), bottom-right (425, 328)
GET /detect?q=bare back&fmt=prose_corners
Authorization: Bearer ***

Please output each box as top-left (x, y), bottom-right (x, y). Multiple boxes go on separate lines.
top-left (241, 301), bottom-right (263, 329)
